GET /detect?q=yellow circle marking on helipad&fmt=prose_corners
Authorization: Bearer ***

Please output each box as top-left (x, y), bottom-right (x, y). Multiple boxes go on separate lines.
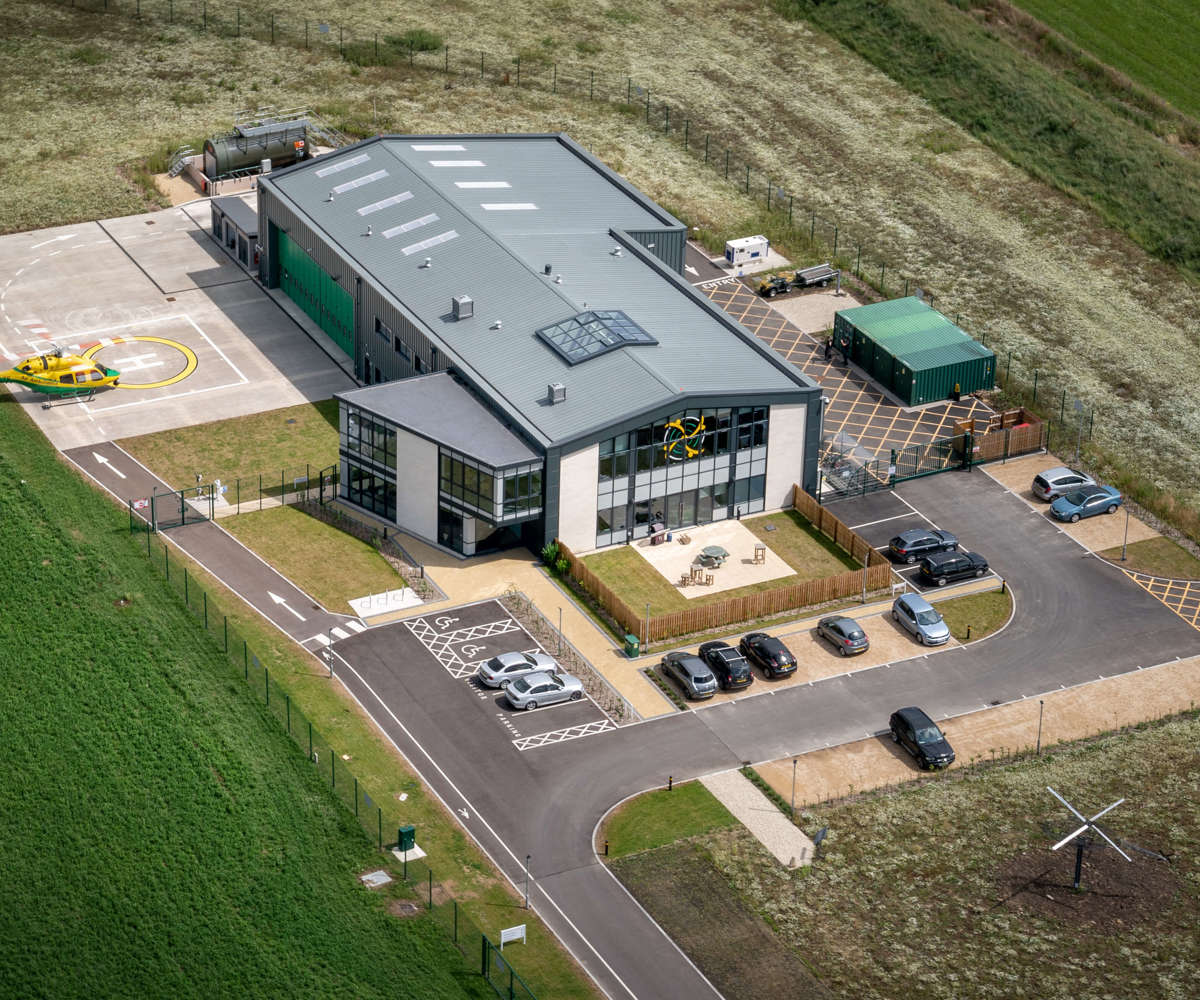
top-left (83, 336), bottom-right (197, 389)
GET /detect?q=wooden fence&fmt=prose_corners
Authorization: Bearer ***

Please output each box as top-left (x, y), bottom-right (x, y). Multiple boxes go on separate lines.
top-left (558, 487), bottom-right (893, 646)
top-left (957, 408), bottom-right (1049, 464)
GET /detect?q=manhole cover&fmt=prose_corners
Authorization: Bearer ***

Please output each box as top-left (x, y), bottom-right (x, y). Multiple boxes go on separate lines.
top-left (359, 869), bottom-right (392, 889)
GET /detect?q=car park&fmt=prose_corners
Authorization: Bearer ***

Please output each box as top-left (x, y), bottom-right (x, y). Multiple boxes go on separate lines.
top-left (503, 671), bottom-right (584, 710)
top-left (889, 706), bottom-right (955, 769)
top-left (918, 550), bottom-right (989, 587)
top-left (1050, 484), bottom-right (1123, 523)
top-left (891, 592), bottom-right (951, 646)
top-left (477, 650), bottom-right (558, 688)
top-left (698, 641), bottom-right (754, 690)
top-left (1031, 466), bottom-right (1096, 502)
top-left (887, 527), bottom-right (958, 564)
top-left (738, 632), bottom-right (798, 678)
top-left (661, 651), bottom-right (719, 700)
top-left (815, 616), bottom-right (870, 656)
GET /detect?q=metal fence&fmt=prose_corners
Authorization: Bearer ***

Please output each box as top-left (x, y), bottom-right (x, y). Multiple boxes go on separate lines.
top-left (152, 464), bottom-right (338, 516)
top-left (126, 519), bottom-right (537, 996)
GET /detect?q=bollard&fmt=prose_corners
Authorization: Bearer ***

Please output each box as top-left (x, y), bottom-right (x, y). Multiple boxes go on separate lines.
top-left (604, 839), bottom-right (609, 857)
top-left (966, 624), bottom-right (972, 641)
top-left (668, 775), bottom-right (673, 791)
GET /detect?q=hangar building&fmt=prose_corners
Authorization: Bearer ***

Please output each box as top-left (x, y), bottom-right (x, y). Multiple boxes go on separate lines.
top-left (255, 134), bottom-right (822, 556)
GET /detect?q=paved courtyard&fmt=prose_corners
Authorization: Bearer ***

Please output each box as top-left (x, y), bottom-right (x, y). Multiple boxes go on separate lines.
top-left (632, 519), bottom-right (792, 596)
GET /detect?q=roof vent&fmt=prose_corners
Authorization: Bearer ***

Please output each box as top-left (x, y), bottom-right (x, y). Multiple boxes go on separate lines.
top-left (610, 247), bottom-right (623, 257)
top-left (452, 295), bottom-right (473, 320)
top-left (554, 274), bottom-right (563, 284)
top-left (548, 382), bottom-right (566, 405)
top-left (544, 264), bottom-right (552, 275)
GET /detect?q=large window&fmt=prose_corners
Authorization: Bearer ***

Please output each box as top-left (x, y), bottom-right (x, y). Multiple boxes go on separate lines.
top-left (439, 448), bottom-right (543, 525)
top-left (340, 405), bottom-right (397, 521)
top-left (594, 405), bottom-right (770, 547)
top-left (343, 407), bottom-right (396, 470)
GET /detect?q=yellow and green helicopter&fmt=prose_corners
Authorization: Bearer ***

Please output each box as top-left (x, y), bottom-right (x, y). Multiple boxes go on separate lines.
top-left (0, 344), bottom-right (120, 396)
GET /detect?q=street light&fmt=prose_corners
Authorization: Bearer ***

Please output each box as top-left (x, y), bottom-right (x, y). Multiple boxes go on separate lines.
top-left (790, 757), bottom-right (798, 817)
top-left (524, 854), bottom-right (531, 909)
top-left (1121, 507), bottom-right (1130, 561)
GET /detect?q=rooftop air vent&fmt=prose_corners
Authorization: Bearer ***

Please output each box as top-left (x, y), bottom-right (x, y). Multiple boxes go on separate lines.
top-left (548, 382), bottom-right (567, 405)
top-left (452, 295), bottom-right (473, 320)
top-left (544, 264), bottom-right (552, 275)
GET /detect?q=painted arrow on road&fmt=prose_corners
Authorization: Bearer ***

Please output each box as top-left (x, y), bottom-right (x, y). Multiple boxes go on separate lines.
top-left (458, 808), bottom-right (470, 820)
top-left (684, 264), bottom-right (698, 275)
top-left (92, 451), bottom-right (126, 479)
top-left (31, 234), bottom-right (77, 250)
top-left (268, 591), bottom-right (307, 622)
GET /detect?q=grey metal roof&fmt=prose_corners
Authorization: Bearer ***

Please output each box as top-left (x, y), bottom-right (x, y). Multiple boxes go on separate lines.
top-left (338, 373), bottom-right (539, 467)
top-left (263, 134), bottom-right (816, 448)
top-left (212, 195), bottom-right (258, 235)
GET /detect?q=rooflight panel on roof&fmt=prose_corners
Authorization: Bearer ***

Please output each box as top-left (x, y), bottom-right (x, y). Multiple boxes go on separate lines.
top-left (481, 203), bottom-right (538, 211)
top-left (382, 213), bottom-right (439, 240)
top-left (536, 310), bottom-right (657, 365)
top-left (410, 144), bottom-right (467, 151)
top-left (401, 230), bottom-right (459, 255)
top-left (332, 169), bottom-right (388, 195)
top-left (315, 153), bottom-right (369, 177)
top-left (456, 181), bottom-right (511, 189)
top-left (429, 160), bottom-right (486, 167)
top-left (358, 191), bottom-right (414, 216)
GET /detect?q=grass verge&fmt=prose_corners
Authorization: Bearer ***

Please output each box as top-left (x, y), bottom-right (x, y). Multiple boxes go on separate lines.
top-left (937, 586), bottom-right (1012, 641)
top-left (117, 398), bottom-right (339, 489)
top-left (1097, 536), bottom-right (1200, 579)
top-left (600, 781), bottom-right (737, 860)
top-left (223, 505), bottom-right (405, 612)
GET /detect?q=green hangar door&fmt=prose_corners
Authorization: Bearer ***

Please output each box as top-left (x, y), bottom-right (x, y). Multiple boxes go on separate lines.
top-left (277, 230), bottom-right (354, 357)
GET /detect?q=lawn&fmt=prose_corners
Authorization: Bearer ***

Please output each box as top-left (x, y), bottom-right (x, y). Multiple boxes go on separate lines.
top-left (1097, 536), bottom-right (1200, 579)
top-left (600, 781), bottom-right (736, 860)
top-left (4, 2), bottom-right (1200, 533)
top-left (1014, 0), bottom-right (1200, 119)
top-left (581, 511), bottom-right (860, 616)
top-left (0, 404), bottom-right (489, 998)
top-left (937, 586), bottom-right (1012, 641)
top-left (609, 714), bottom-right (1200, 999)
top-left (117, 398), bottom-right (339, 491)
top-left (223, 505), bottom-right (405, 612)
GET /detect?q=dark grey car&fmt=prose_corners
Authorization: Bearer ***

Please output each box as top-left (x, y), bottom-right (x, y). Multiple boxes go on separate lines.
top-left (661, 651), bottom-right (718, 700)
top-left (889, 706), bottom-right (955, 769)
top-left (918, 550), bottom-right (989, 587)
top-left (816, 616), bottom-right (870, 656)
top-left (887, 527), bottom-right (958, 564)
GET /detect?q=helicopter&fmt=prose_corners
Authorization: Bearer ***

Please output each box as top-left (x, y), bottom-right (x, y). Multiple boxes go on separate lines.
top-left (0, 344), bottom-right (120, 396)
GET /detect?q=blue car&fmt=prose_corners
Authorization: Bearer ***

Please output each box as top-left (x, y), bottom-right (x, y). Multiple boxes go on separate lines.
top-left (1050, 484), bottom-right (1122, 523)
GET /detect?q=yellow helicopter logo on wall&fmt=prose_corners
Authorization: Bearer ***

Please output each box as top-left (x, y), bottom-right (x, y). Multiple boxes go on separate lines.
top-left (662, 415), bottom-right (706, 461)
top-left (0, 344), bottom-right (120, 396)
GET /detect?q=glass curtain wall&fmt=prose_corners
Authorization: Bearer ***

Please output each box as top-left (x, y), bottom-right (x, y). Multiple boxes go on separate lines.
top-left (595, 406), bottom-right (768, 547)
top-left (438, 448), bottom-right (544, 525)
top-left (340, 406), bottom-right (397, 520)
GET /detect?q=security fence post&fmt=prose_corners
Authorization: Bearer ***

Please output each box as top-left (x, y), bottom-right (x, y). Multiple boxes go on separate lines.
top-left (203, 591), bottom-right (208, 630)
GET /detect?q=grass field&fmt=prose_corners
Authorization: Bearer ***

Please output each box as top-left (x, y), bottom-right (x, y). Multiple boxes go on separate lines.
top-left (117, 398), bottom-right (339, 490)
top-left (223, 505), bottom-right (405, 611)
top-left (581, 512), bottom-right (859, 615)
top-left (1097, 536), bottom-right (1200, 579)
top-left (937, 586), bottom-right (1012, 641)
top-left (610, 714), bottom-right (1200, 999)
top-left (601, 781), bottom-right (736, 859)
top-left (0, 404), bottom-right (491, 998)
top-left (1014, 0), bottom-right (1200, 119)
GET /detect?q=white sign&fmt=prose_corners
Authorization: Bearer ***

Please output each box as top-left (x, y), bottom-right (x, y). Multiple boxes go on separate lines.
top-left (499, 924), bottom-right (526, 950)
top-left (133, 498), bottom-right (149, 510)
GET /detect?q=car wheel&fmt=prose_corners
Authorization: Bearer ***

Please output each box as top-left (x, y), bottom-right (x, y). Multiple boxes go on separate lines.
top-left (905, 554), bottom-right (917, 564)
top-left (975, 568), bottom-right (985, 577)
top-left (917, 632), bottom-right (926, 645)
top-left (936, 577), bottom-right (947, 587)
top-left (526, 701), bottom-right (538, 710)
top-left (889, 727), bottom-right (899, 743)
top-left (1070, 513), bottom-right (1080, 523)
top-left (838, 646), bottom-right (848, 657)
top-left (892, 610), bottom-right (899, 621)
top-left (1107, 504), bottom-right (1118, 515)
top-left (570, 691), bottom-right (582, 701)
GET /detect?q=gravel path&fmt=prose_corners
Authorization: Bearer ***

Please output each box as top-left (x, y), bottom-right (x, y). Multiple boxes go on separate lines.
top-left (701, 769), bottom-right (815, 868)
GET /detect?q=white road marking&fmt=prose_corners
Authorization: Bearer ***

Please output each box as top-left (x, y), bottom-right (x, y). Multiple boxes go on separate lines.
top-left (346, 620), bottom-right (366, 633)
top-left (92, 451), bottom-right (126, 479)
top-left (331, 626), bottom-right (350, 640)
top-left (848, 512), bottom-right (917, 531)
top-left (31, 234), bottom-right (75, 250)
top-left (268, 591), bottom-right (307, 621)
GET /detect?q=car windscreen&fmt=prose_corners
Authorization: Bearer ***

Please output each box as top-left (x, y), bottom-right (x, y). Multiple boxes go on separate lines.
top-left (847, 630), bottom-right (865, 640)
top-left (1060, 490), bottom-right (1088, 505)
top-left (510, 678), bottom-right (531, 692)
top-left (695, 673), bottom-right (715, 684)
top-left (915, 725), bottom-right (943, 744)
top-left (1033, 476), bottom-right (1049, 488)
top-left (915, 609), bottom-right (942, 626)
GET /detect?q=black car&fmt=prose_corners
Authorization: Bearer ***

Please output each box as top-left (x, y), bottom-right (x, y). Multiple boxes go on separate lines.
top-left (697, 641), bottom-right (754, 690)
top-left (887, 527), bottom-right (958, 564)
top-left (660, 651), bottom-right (719, 700)
top-left (918, 550), bottom-right (989, 587)
top-left (815, 616), bottom-right (870, 656)
top-left (889, 707), bottom-right (955, 769)
top-left (738, 632), bottom-right (797, 678)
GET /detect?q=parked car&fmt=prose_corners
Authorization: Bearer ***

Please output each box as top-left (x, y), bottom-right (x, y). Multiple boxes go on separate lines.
top-left (918, 550), bottom-right (989, 587)
top-left (697, 641), bottom-right (754, 690)
top-left (887, 527), bottom-right (958, 564)
top-left (1032, 466), bottom-right (1096, 502)
top-left (891, 592), bottom-right (951, 646)
top-left (889, 706), bottom-right (955, 769)
top-left (503, 671), bottom-right (584, 711)
top-left (1050, 484), bottom-right (1123, 523)
top-left (815, 616), bottom-right (870, 656)
top-left (738, 633), bottom-right (798, 678)
top-left (661, 651), bottom-right (719, 700)
top-left (477, 650), bottom-right (557, 688)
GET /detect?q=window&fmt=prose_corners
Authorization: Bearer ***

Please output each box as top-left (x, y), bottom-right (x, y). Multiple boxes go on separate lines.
top-left (536, 310), bottom-right (657, 365)
top-left (394, 336), bottom-right (410, 360)
top-left (414, 355), bottom-right (424, 373)
top-left (375, 317), bottom-right (392, 341)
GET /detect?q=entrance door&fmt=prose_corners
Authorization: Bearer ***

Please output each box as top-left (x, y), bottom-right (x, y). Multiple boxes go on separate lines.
top-left (438, 506), bottom-right (464, 553)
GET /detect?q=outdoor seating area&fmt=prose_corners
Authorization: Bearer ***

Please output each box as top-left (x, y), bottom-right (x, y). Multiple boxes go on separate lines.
top-left (634, 518), bottom-right (794, 596)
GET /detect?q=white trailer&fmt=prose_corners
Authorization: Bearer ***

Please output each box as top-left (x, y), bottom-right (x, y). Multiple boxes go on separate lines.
top-left (724, 235), bottom-right (769, 266)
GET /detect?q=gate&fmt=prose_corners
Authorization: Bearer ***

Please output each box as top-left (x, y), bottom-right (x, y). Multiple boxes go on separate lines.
top-left (891, 433), bottom-right (969, 483)
top-left (819, 452), bottom-right (892, 500)
top-left (318, 464), bottom-right (339, 506)
top-left (145, 484), bottom-right (214, 531)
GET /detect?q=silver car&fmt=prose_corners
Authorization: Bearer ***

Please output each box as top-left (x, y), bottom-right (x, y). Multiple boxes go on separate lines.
top-left (891, 593), bottom-right (951, 646)
top-left (476, 650), bottom-right (557, 688)
top-left (504, 671), bottom-right (585, 710)
top-left (1031, 466), bottom-right (1096, 501)
top-left (661, 651), bottom-right (719, 699)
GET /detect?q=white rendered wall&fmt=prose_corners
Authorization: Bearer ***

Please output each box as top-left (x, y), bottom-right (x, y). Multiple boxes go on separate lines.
top-left (557, 443), bottom-right (600, 553)
top-left (394, 429), bottom-right (438, 541)
top-left (764, 403), bottom-right (808, 510)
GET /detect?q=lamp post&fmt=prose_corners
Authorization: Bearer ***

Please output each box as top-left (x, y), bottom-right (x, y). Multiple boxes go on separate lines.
top-left (790, 757), bottom-right (798, 817)
top-left (557, 607), bottom-right (563, 655)
top-left (524, 854), bottom-right (531, 908)
top-left (818, 396), bottom-right (831, 505)
top-left (1036, 699), bottom-right (1045, 754)
top-left (1121, 507), bottom-right (1130, 561)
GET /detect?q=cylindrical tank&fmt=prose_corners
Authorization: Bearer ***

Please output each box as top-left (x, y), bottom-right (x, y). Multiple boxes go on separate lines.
top-left (203, 124), bottom-right (308, 179)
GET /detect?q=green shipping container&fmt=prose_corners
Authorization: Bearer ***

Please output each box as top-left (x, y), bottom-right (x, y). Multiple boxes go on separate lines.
top-left (832, 297), bottom-right (994, 406)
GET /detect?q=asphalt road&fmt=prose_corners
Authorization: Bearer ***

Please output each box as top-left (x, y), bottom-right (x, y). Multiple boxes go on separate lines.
top-left (331, 466), bottom-right (1200, 1000)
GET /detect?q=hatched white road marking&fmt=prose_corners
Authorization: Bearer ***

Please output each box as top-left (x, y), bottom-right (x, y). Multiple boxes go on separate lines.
top-left (512, 719), bottom-right (616, 752)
